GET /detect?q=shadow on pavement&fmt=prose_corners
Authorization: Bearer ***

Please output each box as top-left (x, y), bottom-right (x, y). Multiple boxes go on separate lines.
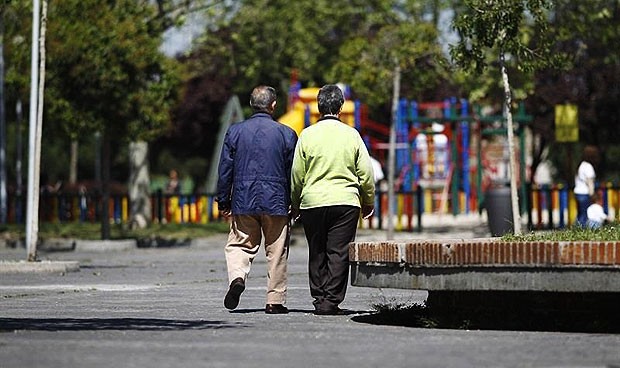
top-left (351, 301), bottom-right (620, 334)
top-left (0, 317), bottom-right (248, 332)
top-left (230, 308), bottom-right (372, 316)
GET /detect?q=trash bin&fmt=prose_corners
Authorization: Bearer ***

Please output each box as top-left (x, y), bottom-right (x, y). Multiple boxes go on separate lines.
top-left (485, 186), bottom-right (513, 236)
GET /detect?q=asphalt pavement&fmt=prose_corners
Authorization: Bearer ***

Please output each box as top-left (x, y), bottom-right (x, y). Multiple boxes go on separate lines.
top-left (2, 218), bottom-right (620, 368)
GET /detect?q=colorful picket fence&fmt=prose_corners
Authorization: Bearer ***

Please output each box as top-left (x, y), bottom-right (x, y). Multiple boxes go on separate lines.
top-left (6, 184), bottom-right (620, 231)
top-left (8, 191), bottom-right (222, 225)
top-left (528, 183), bottom-right (620, 229)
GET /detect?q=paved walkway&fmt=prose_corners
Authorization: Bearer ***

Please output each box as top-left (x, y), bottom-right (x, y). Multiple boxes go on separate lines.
top-left (2, 219), bottom-right (620, 367)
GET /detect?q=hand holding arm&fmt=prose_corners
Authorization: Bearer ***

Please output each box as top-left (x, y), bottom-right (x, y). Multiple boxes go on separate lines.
top-left (362, 205), bottom-right (374, 220)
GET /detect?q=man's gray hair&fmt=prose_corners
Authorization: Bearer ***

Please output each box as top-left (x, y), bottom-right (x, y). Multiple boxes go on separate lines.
top-left (250, 86), bottom-right (277, 113)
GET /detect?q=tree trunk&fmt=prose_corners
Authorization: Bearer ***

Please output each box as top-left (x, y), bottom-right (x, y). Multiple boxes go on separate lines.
top-left (100, 132), bottom-right (110, 240)
top-left (69, 139), bottom-right (78, 184)
top-left (500, 52), bottom-right (522, 235)
top-left (128, 141), bottom-right (151, 229)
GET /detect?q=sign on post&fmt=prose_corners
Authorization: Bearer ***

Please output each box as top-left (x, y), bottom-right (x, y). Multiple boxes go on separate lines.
top-left (555, 104), bottom-right (579, 142)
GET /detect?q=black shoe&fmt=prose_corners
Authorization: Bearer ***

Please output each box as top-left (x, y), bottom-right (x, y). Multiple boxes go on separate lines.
top-left (265, 304), bottom-right (289, 314)
top-left (224, 277), bottom-right (245, 310)
top-left (314, 307), bottom-right (345, 315)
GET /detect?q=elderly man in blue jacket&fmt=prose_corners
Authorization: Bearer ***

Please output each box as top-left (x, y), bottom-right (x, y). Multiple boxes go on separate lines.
top-left (216, 85), bottom-right (298, 314)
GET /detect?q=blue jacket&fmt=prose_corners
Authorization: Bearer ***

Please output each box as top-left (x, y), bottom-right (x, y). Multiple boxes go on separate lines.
top-left (216, 112), bottom-right (298, 216)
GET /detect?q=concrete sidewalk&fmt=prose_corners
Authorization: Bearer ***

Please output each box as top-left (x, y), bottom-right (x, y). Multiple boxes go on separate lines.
top-left (2, 221), bottom-right (620, 368)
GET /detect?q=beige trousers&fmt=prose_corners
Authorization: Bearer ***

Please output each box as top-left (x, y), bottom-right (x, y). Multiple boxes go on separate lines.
top-left (225, 215), bottom-right (289, 304)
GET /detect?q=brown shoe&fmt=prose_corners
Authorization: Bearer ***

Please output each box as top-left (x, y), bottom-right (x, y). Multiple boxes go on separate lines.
top-left (265, 304), bottom-right (289, 314)
top-left (224, 277), bottom-right (245, 310)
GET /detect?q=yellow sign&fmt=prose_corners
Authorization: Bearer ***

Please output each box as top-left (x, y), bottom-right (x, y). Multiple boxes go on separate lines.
top-left (555, 104), bottom-right (579, 142)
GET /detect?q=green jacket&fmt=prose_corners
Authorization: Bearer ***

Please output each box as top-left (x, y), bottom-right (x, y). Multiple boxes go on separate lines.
top-left (291, 117), bottom-right (375, 210)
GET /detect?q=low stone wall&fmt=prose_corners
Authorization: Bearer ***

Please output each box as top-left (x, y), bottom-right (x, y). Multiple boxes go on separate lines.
top-left (349, 239), bottom-right (620, 292)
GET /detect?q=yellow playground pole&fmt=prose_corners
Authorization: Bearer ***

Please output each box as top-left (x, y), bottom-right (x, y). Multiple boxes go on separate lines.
top-left (122, 197), bottom-right (128, 223)
top-left (568, 193), bottom-right (576, 225)
top-left (199, 196), bottom-right (208, 224)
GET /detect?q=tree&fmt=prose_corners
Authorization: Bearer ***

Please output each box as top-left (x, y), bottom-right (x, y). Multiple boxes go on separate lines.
top-left (328, 21), bottom-right (448, 110)
top-left (529, 0), bottom-right (620, 183)
top-left (450, 0), bottom-right (563, 234)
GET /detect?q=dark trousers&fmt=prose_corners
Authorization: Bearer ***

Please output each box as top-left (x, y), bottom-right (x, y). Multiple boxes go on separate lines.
top-left (575, 194), bottom-right (591, 227)
top-left (300, 205), bottom-right (360, 311)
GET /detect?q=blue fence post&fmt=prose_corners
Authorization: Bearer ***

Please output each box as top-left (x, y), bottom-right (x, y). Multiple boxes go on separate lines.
top-left (114, 196), bottom-right (121, 224)
top-left (416, 185), bottom-right (423, 233)
top-left (79, 192), bottom-right (87, 222)
top-left (559, 185), bottom-right (567, 229)
top-left (460, 98), bottom-right (470, 213)
top-left (545, 185), bottom-right (554, 230)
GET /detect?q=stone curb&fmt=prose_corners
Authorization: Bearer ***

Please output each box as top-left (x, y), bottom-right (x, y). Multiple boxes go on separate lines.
top-left (0, 260), bottom-right (80, 274)
top-left (1, 238), bottom-right (138, 252)
top-left (75, 239), bottom-right (137, 252)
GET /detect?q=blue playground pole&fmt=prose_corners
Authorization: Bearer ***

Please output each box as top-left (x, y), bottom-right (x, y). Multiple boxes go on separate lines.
top-left (460, 99), bottom-right (470, 213)
top-left (354, 100), bottom-right (361, 131)
top-left (397, 99), bottom-right (410, 191)
top-left (304, 105), bottom-right (311, 128)
top-left (410, 101), bottom-right (420, 184)
top-left (443, 98), bottom-right (451, 119)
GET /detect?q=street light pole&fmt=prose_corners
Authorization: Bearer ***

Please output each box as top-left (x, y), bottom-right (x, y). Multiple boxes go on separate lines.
top-left (26, 0), bottom-right (41, 261)
top-left (387, 62), bottom-right (401, 240)
top-left (0, 19), bottom-right (7, 224)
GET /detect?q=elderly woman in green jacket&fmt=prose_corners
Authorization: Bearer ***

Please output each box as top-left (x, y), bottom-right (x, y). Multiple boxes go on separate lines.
top-left (291, 84), bottom-right (375, 315)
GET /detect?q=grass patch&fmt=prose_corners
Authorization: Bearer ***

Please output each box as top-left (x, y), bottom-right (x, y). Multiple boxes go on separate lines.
top-left (366, 300), bottom-right (438, 328)
top-left (0, 222), bottom-right (230, 241)
top-left (502, 223), bottom-right (620, 242)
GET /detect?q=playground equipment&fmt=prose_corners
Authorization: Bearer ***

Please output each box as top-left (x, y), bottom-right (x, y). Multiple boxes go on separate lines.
top-left (278, 85), bottom-right (357, 134)
top-left (278, 83), bottom-right (533, 218)
top-left (388, 98), bottom-right (532, 216)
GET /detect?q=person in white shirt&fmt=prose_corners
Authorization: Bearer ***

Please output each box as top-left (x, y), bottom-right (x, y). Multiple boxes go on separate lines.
top-left (574, 146), bottom-right (599, 227)
top-left (586, 192), bottom-right (609, 229)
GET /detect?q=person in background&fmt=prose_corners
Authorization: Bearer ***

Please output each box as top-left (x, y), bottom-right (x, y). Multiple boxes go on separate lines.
top-left (215, 85), bottom-right (298, 314)
top-left (574, 145), bottom-right (600, 227)
top-left (586, 192), bottom-right (609, 229)
top-left (291, 84), bottom-right (375, 315)
top-left (369, 156), bottom-right (385, 185)
top-left (165, 169), bottom-right (181, 195)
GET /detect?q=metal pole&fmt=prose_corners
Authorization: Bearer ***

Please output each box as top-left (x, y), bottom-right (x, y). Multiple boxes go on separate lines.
top-left (16, 100), bottom-right (23, 223)
top-left (0, 20), bottom-right (7, 224)
top-left (26, 0), bottom-right (41, 261)
top-left (387, 63), bottom-right (401, 240)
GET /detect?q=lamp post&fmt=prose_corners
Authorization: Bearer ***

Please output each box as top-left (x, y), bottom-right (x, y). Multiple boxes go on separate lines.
top-left (25, 0), bottom-right (41, 261)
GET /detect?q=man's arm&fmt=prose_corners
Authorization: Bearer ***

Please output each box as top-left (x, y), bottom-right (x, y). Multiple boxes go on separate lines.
top-left (215, 129), bottom-right (234, 216)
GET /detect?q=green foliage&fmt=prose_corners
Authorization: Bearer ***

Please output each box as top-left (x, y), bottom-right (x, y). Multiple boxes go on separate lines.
top-left (329, 22), bottom-right (448, 108)
top-left (450, 0), bottom-right (563, 73)
top-left (43, 0), bottom-right (180, 142)
top-left (448, 0), bottom-right (568, 105)
top-left (191, 0), bottom-right (451, 107)
top-left (528, 0), bottom-right (620, 181)
top-left (2, 0), bottom-right (182, 143)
